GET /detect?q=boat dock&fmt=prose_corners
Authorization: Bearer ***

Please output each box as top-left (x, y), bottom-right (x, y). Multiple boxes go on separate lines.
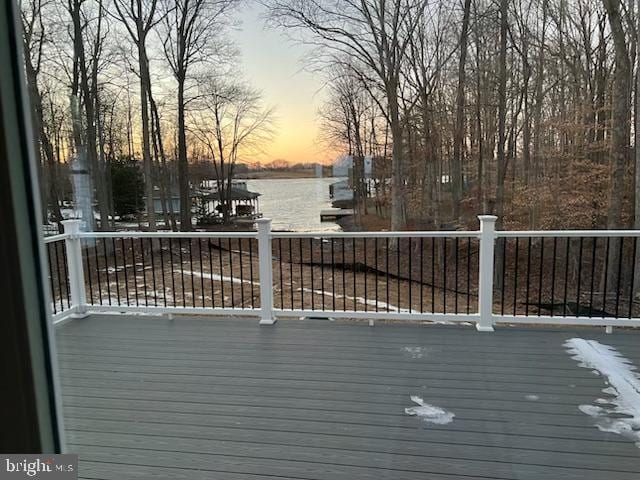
top-left (320, 208), bottom-right (354, 221)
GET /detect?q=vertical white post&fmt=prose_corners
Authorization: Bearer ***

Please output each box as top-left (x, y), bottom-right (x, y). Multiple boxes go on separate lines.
top-left (62, 220), bottom-right (87, 314)
top-left (256, 218), bottom-right (275, 325)
top-left (477, 215), bottom-right (497, 332)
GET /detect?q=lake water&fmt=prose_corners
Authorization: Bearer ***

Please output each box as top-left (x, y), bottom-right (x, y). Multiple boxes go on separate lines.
top-left (246, 177), bottom-right (345, 232)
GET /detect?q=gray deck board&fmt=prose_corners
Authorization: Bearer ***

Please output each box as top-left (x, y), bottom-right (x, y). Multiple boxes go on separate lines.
top-left (56, 314), bottom-right (640, 479)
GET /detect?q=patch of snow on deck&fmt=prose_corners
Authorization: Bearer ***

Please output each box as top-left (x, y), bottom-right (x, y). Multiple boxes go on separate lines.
top-left (525, 394), bottom-right (539, 401)
top-left (405, 396), bottom-right (454, 424)
top-left (402, 347), bottom-right (429, 359)
top-left (564, 338), bottom-right (640, 446)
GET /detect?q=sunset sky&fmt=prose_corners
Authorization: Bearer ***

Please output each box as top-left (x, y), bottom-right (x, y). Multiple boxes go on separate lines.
top-left (231, 2), bottom-right (338, 165)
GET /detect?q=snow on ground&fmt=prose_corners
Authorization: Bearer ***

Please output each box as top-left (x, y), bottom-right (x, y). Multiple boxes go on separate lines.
top-left (184, 269), bottom-right (259, 286)
top-left (297, 286), bottom-right (419, 313)
top-left (405, 396), bottom-right (454, 424)
top-left (564, 338), bottom-right (640, 446)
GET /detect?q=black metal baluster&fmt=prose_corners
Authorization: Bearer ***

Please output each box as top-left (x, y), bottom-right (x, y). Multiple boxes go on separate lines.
top-left (238, 238), bottom-right (245, 308)
top-left (353, 237), bottom-right (357, 311)
top-left (331, 238), bottom-right (336, 311)
top-left (150, 238), bottom-right (158, 307)
top-left (420, 237), bottom-right (424, 314)
top-left (589, 238), bottom-right (596, 317)
top-left (524, 237), bottom-right (532, 316)
top-left (550, 237), bottom-right (557, 317)
top-left (375, 238), bottom-right (379, 312)
top-left (602, 237), bottom-right (610, 314)
top-left (188, 238), bottom-right (195, 307)
top-left (310, 237), bottom-right (315, 311)
top-left (431, 237), bottom-right (435, 314)
top-left (299, 238), bottom-right (304, 310)
top-left (179, 238), bottom-right (186, 308)
top-left (363, 238), bottom-right (367, 312)
top-left (228, 238), bottom-right (235, 308)
top-left (397, 237), bottom-right (401, 311)
top-left (84, 241), bottom-right (94, 305)
top-left (443, 238), bottom-right (447, 314)
top-left (563, 238), bottom-right (570, 317)
top-left (629, 237), bottom-right (637, 319)
top-left (120, 238), bottom-right (130, 305)
top-left (62, 243), bottom-right (72, 309)
top-left (467, 237), bottom-right (472, 315)
top-left (279, 238), bottom-right (284, 309)
top-left (576, 237), bottom-right (583, 318)
top-left (386, 237), bottom-right (390, 313)
top-left (615, 237), bottom-right (624, 318)
top-left (94, 241), bottom-right (103, 305)
top-left (513, 238), bottom-right (519, 316)
top-left (131, 238), bottom-right (139, 306)
top-left (139, 238), bottom-right (147, 307)
top-left (47, 244), bottom-right (57, 313)
top-left (500, 237), bottom-right (507, 316)
top-left (208, 240), bottom-right (215, 308)
top-left (321, 238), bottom-right (326, 310)
top-left (454, 237), bottom-right (459, 314)
top-left (250, 238), bottom-right (256, 309)
top-left (198, 238), bottom-right (205, 307)
top-left (290, 238), bottom-right (294, 310)
top-left (110, 238), bottom-right (119, 305)
top-left (159, 238), bottom-right (167, 307)
top-left (102, 239), bottom-right (111, 306)
top-left (342, 239), bottom-right (346, 311)
top-left (217, 238), bottom-right (224, 308)
top-left (408, 238), bottom-right (412, 312)
top-left (169, 238), bottom-right (176, 308)
top-left (53, 242), bottom-right (64, 311)
top-left (537, 238), bottom-right (545, 316)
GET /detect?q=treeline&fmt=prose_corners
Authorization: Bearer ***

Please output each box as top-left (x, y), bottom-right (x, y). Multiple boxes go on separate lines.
top-left (268, 0), bottom-right (640, 232)
top-left (21, 0), bottom-right (272, 231)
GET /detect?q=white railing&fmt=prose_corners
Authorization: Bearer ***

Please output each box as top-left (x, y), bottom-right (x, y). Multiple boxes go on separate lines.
top-left (44, 216), bottom-right (640, 331)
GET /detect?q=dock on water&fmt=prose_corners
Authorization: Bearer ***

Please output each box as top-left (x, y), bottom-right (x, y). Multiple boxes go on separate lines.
top-left (320, 208), bottom-right (354, 221)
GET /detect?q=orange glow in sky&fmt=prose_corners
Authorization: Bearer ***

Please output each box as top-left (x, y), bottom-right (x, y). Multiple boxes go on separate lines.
top-left (232, 3), bottom-right (339, 165)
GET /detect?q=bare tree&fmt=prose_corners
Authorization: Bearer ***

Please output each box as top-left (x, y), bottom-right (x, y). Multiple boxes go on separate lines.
top-left (267, 0), bottom-right (428, 230)
top-left (451, 0), bottom-right (472, 221)
top-left (113, 0), bottom-right (162, 231)
top-left (21, 0), bottom-right (65, 227)
top-left (190, 78), bottom-right (273, 224)
top-left (160, 0), bottom-right (239, 231)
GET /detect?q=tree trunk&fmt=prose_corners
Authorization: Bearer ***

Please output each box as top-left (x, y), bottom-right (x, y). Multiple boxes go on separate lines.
top-left (451, 0), bottom-right (472, 221)
top-left (495, 0), bottom-right (508, 227)
top-left (603, 0), bottom-right (631, 290)
top-left (388, 90), bottom-right (405, 231)
top-left (177, 75), bottom-right (191, 231)
top-left (137, 27), bottom-right (157, 231)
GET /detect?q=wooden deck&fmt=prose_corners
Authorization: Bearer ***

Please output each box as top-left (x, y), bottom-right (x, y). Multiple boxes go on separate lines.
top-left (55, 314), bottom-right (640, 479)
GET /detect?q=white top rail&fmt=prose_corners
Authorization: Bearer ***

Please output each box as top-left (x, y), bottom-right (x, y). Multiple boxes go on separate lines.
top-left (45, 228), bottom-right (640, 242)
top-left (75, 231), bottom-right (257, 239)
top-left (271, 231), bottom-right (481, 239)
top-left (496, 230), bottom-right (640, 238)
top-left (44, 233), bottom-right (69, 243)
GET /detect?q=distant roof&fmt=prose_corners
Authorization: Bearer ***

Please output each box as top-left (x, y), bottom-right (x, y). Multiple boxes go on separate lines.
top-left (205, 187), bottom-right (260, 201)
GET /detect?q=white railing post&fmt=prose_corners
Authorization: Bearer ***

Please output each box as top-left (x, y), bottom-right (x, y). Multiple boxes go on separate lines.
top-left (256, 218), bottom-right (275, 325)
top-left (477, 215), bottom-right (497, 332)
top-left (61, 220), bottom-right (87, 314)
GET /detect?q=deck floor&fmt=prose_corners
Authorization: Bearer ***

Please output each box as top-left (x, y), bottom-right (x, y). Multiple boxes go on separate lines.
top-left (55, 315), bottom-right (640, 479)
